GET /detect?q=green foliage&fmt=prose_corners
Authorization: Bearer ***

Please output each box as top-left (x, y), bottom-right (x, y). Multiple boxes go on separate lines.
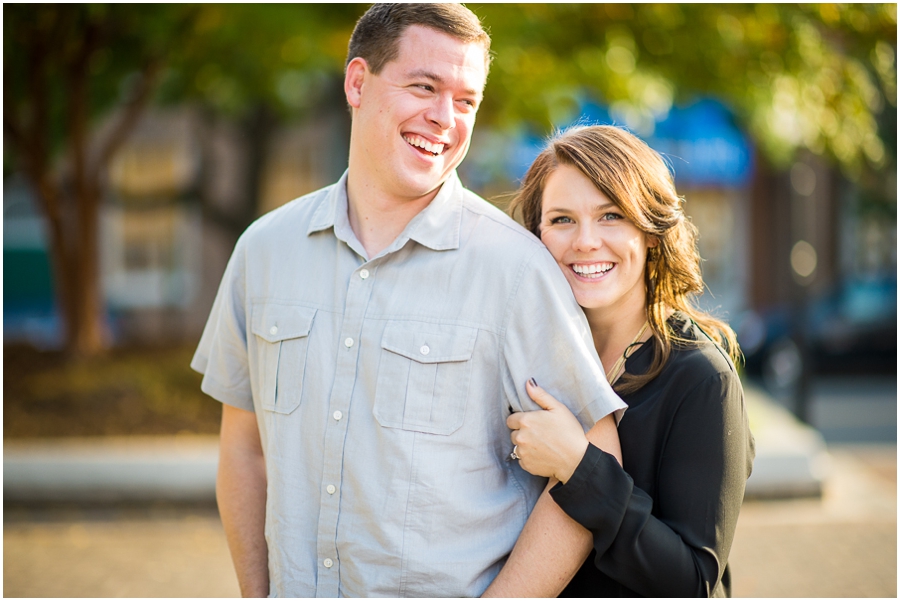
top-left (155, 4), bottom-right (365, 118)
top-left (3, 4), bottom-right (365, 167)
top-left (471, 3), bottom-right (897, 180)
top-left (4, 5), bottom-right (193, 162)
top-left (4, 4), bottom-right (896, 180)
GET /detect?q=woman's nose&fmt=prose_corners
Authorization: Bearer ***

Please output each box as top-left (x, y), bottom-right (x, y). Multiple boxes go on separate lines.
top-left (572, 224), bottom-right (602, 252)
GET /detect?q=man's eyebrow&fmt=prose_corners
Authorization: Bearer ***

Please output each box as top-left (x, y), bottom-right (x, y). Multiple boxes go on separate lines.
top-left (407, 69), bottom-right (444, 83)
top-left (406, 69), bottom-right (482, 99)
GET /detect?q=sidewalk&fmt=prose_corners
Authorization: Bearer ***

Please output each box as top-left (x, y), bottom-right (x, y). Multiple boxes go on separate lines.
top-left (4, 385), bottom-right (895, 597)
top-left (3, 384), bottom-right (829, 503)
top-left (732, 443), bottom-right (896, 597)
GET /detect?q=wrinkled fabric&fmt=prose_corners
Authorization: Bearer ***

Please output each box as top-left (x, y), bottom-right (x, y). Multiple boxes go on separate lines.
top-left (192, 171), bottom-right (625, 597)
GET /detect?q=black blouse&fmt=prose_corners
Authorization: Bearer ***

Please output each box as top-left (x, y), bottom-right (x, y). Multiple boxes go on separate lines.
top-left (551, 313), bottom-right (755, 598)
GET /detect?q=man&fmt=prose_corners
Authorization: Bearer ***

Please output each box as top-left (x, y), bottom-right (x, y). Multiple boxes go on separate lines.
top-left (192, 4), bottom-right (625, 597)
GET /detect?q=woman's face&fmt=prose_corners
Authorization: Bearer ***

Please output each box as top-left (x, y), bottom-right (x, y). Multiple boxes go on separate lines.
top-left (539, 164), bottom-right (656, 316)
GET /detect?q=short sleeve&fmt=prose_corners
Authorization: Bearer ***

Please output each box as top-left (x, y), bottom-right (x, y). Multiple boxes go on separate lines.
top-left (190, 235), bottom-right (254, 412)
top-left (500, 245), bottom-right (626, 429)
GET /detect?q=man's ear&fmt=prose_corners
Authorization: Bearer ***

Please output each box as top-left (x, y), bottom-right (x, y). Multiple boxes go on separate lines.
top-left (345, 57), bottom-right (368, 109)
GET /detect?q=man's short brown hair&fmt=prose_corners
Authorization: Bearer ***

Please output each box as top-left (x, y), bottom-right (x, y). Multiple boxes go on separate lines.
top-left (346, 3), bottom-right (492, 75)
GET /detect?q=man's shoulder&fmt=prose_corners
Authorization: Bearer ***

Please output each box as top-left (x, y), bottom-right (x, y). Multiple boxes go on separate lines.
top-left (241, 182), bottom-right (335, 242)
top-left (457, 186), bottom-right (545, 254)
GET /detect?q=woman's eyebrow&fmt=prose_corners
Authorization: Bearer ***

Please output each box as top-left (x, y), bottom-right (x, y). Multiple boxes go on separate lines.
top-left (544, 202), bottom-right (616, 214)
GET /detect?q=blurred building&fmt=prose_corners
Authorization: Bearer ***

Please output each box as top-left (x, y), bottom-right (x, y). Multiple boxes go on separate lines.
top-left (3, 95), bottom-right (895, 358)
top-left (3, 175), bottom-right (62, 349)
top-left (462, 96), bottom-right (897, 381)
top-left (4, 104), bottom-right (349, 349)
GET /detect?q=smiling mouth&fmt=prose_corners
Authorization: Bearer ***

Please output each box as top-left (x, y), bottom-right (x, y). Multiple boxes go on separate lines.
top-left (403, 134), bottom-right (445, 157)
top-left (571, 262), bottom-right (614, 279)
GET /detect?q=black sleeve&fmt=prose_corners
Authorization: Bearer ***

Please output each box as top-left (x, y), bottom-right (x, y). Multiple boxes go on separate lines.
top-left (550, 371), bottom-right (752, 597)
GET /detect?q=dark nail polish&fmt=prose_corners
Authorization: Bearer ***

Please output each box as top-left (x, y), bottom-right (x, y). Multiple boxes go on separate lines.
top-left (528, 377), bottom-right (538, 387)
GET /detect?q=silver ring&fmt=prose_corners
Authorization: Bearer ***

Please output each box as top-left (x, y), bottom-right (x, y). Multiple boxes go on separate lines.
top-left (509, 445), bottom-right (520, 460)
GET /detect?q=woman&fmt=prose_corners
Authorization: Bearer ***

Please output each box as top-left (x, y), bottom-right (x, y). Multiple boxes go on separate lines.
top-left (486, 126), bottom-right (754, 597)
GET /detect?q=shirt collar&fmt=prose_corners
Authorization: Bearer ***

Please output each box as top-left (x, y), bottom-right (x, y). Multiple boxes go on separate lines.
top-left (307, 170), bottom-right (463, 254)
top-left (403, 171), bottom-right (462, 252)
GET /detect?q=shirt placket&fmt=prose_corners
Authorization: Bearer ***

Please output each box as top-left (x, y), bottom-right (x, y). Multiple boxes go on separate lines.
top-left (315, 259), bottom-right (376, 597)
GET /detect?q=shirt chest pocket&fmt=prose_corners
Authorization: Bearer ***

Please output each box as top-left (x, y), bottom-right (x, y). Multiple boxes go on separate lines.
top-left (251, 304), bottom-right (316, 415)
top-left (374, 322), bottom-right (478, 436)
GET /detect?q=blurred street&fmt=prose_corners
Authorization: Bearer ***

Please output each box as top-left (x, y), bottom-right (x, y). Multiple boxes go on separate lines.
top-left (808, 375), bottom-right (897, 444)
top-left (4, 375), bottom-right (895, 598)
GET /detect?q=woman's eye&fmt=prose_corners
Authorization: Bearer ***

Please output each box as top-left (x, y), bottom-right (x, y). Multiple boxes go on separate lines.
top-left (549, 216), bottom-right (573, 225)
top-left (601, 212), bottom-right (623, 221)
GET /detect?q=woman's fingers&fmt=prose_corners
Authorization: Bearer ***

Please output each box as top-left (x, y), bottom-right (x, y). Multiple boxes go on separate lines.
top-left (525, 378), bottom-right (563, 411)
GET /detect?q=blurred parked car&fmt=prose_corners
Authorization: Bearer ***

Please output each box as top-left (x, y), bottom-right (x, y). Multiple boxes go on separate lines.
top-left (735, 274), bottom-right (897, 395)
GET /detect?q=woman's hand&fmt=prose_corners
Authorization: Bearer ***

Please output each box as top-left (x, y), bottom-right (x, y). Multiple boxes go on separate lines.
top-left (507, 379), bottom-right (590, 484)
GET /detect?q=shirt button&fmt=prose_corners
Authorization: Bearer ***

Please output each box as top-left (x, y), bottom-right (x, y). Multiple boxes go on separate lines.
top-left (344, 337), bottom-right (354, 348)
top-left (269, 326), bottom-right (278, 335)
top-left (323, 558), bottom-right (333, 568)
top-left (420, 345), bottom-right (430, 356)
top-left (333, 410), bottom-right (343, 421)
top-left (359, 269), bottom-right (369, 279)
top-left (326, 484), bottom-right (336, 495)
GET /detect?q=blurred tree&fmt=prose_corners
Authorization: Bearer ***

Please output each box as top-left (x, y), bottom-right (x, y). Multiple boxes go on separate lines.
top-left (3, 4), bottom-right (362, 356)
top-left (4, 5), bottom-right (187, 356)
top-left (473, 3), bottom-right (896, 185)
top-left (4, 4), bottom-right (896, 354)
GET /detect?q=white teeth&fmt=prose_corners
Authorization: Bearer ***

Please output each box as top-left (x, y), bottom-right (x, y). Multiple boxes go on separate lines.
top-left (572, 263), bottom-right (613, 277)
top-left (404, 135), bottom-right (444, 156)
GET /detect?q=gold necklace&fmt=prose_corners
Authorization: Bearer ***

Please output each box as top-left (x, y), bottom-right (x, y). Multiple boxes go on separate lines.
top-left (605, 321), bottom-right (650, 385)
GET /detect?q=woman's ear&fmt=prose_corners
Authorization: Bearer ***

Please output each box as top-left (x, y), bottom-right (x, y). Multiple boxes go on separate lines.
top-left (344, 57), bottom-right (369, 110)
top-left (647, 235), bottom-right (660, 249)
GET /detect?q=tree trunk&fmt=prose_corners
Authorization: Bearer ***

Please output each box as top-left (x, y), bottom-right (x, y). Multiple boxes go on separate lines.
top-left (65, 22), bottom-right (108, 356)
top-left (4, 8), bottom-right (159, 357)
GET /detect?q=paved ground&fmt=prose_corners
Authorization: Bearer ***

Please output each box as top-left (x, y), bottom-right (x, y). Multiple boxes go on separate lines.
top-left (4, 503), bottom-right (240, 597)
top-left (4, 443), bottom-right (895, 598)
top-left (730, 444), bottom-right (896, 597)
top-left (5, 375), bottom-right (894, 597)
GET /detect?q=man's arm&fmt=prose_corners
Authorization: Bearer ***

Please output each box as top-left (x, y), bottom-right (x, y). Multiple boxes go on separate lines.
top-left (483, 414), bottom-right (621, 597)
top-left (217, 404), bottom-right (269, 598)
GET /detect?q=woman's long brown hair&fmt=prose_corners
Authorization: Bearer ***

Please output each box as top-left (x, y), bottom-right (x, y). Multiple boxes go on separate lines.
top-left (508, 125), bottom-right (740, 394)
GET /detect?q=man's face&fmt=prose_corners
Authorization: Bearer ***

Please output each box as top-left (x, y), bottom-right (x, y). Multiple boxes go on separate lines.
top-left (346, 25), bottom-right (487, 203)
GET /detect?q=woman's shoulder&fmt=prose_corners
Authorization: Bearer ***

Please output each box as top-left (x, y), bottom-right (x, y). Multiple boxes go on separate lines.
top-left (663, 312), bottom-right (740, 387)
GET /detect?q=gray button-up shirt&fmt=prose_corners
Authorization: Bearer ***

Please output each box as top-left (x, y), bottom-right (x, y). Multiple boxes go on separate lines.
top-left (192, 171), bottom-right (625, 597)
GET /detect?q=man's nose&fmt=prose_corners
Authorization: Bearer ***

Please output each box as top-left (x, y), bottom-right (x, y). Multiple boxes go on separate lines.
top-left (427, 94), bottom-right (455, 130)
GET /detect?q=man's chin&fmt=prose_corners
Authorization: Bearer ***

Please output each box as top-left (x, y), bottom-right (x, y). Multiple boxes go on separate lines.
top-left (400, 169), bottom-right (455, 198)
